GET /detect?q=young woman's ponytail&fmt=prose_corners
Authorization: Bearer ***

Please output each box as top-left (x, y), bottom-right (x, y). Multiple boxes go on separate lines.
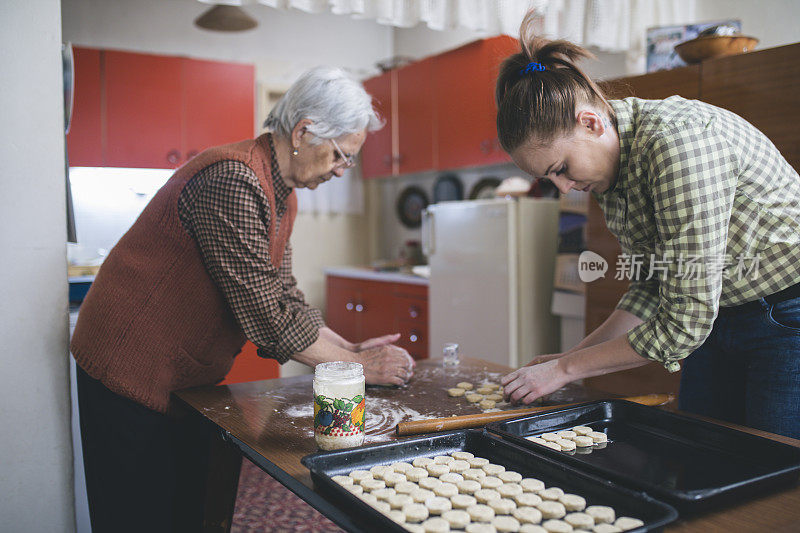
top-left (496, 10), bottom-right (614, 152)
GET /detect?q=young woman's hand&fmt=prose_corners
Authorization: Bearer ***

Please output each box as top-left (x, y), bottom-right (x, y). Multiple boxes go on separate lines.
top-left (501, 359), bottom-right (569, 404)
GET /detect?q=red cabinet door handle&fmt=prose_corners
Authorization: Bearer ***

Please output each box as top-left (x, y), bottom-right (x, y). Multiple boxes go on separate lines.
top-left (355, 303), bottom-right (364, 313)
top-left (166, 149), bottom-right (180, 165)
top-left (408, 305), bottom-right (420, 318)
top-left (409, 331), bottom-right (420, 343)
top-left (345, 301), bottom-right (354, 311)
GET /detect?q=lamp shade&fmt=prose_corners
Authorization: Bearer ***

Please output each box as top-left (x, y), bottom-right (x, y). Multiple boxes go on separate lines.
top-left (194, 4), bottom-right (257, 32)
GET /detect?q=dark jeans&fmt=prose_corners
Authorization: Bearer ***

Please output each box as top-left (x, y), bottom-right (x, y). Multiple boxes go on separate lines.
top-left (679, 296), bottom-right (800, 439)
top-left (76, 366), bottom-right (213, 533)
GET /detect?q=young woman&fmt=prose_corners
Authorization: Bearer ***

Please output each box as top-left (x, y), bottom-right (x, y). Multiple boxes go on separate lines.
top-left (498, 13), bottom-right (800, 439)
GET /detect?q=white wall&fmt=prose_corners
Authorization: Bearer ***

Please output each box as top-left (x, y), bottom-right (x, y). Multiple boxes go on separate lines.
top-left (0, 1), bottom-right (74, 531)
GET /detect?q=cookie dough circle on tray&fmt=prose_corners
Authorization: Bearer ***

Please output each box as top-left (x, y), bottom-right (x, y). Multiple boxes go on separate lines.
top-left (493, 515), bottom-right (522, 532)
top-left (571, 426), bottom-right (592, 436)
top-left (411, 488), bottom-right (435, 503)
top-left (573, 436), bottom-right (594, 447)
top-left (464, 468), bottom-right (487, 481)
top-left (413, 457), bottom-right (435, 468)
top-left (541, 518), bottom-right (572, 532)
top-left (385, 509), bottom-right (406, 523)
top-left (564, 512), bottom-right (594, 529)
top-left (556, 439), bottom-right (576, 452)
top-left (520, 478), bottom-right (545, 493)
top-left (373, 500), bottom-right (391, 513)
top-left (480, 399), bottom-right (497, 409)
top-left (440, 472), bottom-right (464, 484)
top-left (442, 509), bottom-right (471, 529)
top-left (344, 484), bottom-right (364, 495)
top-left (373, 487), bottom-right (396, 501)
top-left (489, 497), bottom-right (516, 515)
top-left (614, 517), bottom-right (644, 531)
top-left (370, 464), bottom-right (390, 479)
top-left (475, 488), bottom-right (502, 503)
top-left (585, 505), bottom-right (615, 524)
top-left (433, 455), bottom-right (455, 465)
top-left (427, 463), bottom-right (450, 477)
top-left (526, 436), bottom-right (548, 446)
top-left (421, 517), bottom-right (450, 533)
top-left (466, 393), bottom-right (484, 403)
top-left (349, 469), bottom-right (372, 482)
top-left (559, 494), bottom-right (586, 512)
top-left (452, 451), bottom-right (475, 461)
top-left (395, 481), bottom-right (417, 495)
top-left (536, 501), bottom-right (566, 519)
top-left (514, 493), bottom-right (542, 507)
top-left (360, 478), bottom-right (386, 492)
top-left (588, 431), bottom-right (609, 444)
top-left (448, 388), bottom-right (467, 397)
top-left (498, 471), bottom-right (523, 483)
top-left (482, 464), bottom-right (506, 476)
top-left (451, 493), bottom-right (478, 509)
top-left (393, 461), bottom-right (414, 473)
top-left (383, 472), bottom-right (407, 487)
top-left (469, 457), bottom-right (491, 468)
top-left (540, 433), bottom-right (560, 442)
top-left (403, 502), bottom-right (430, 523)
top-left (425, 496), bottom-right (453, 515)
top-left (556, 430), bottom-right (577, 439)
top-left (449, 459), bottom-right (470, 473)
top-left (406, 467), bottom-right (430, 482)
top-left (433, 482), bottom-right (459, 498)
top-left (358, 492), bottom-right (378, 504)
top-left (419, 477), bottom-right (442, 491)
top-left (458, 479), bottom-right (482, 495)
top-left (389, 493), bottom-right (414, 509)
top-left (513, 506), bottom-right (543, 524)
top-left (331, 475), bottom-right (353, 486)
top-left (498, 483), bottom-right (523, 498)
top-left (467, 503), bottom-right (496, 522)
top-left (484, 393), bottom-right (503, 402)
top-left (538, 488), bottom-right (564, 501)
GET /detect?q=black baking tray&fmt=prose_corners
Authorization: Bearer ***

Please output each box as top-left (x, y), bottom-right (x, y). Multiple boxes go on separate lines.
top-left (302, 429), bottom-right (677, 532)
top-left (486, 400), bottom-right (800, 513)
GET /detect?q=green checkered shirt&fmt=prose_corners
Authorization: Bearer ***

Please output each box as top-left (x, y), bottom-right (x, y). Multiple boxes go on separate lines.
top-left (595, 96), bottom-right (800, 371)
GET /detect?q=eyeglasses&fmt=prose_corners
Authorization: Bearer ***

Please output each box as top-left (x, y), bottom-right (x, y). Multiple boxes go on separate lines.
top-left (329, 138), bottom-right (355, 169)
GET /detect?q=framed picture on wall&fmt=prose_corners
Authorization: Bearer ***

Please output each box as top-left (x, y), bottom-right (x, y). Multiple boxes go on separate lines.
top-left (646, 19), bottom-right (741, 72)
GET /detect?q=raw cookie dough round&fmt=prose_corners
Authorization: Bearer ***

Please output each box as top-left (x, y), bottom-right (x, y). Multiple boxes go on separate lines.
top-left (477, 386), bottom-right (495, 395)
top-left (414, 457), bottom-right (435, 468)
top-left (556, 430), bottom-right (577, 439)
top-left (467, 524), bottom-right (499, 533)
top-left (449, 460), bottom-right (470, 473)
top-left (515, 493), bottom-right (542, 507)
top-left (411, 488), bottom-right (435, 503)
top-left (489, 498), bottom-right (516, 515)
top-left (614, 517), bottom-right (644, 531)
top-left (538, 488), bottom-right (564, 501)
top-left (442, 509), bottom-right (471, 529)
top-left (513, 506), bottom-right (543, 524)
top-left (479, 400), bottom-right (496, 410)
top-left (420, 477), bottom-right (443, 491)
top-left (571, 426), bottom-right (593, 436)
top-left (427, 464), bottom-right (451, 477)
top-left (498, 471), bottom-right (523, 484)
top-left (492, 515), bottom-right (522, 532)
top-left (395, 481), bottom-right (418, 495)
top-left (520, 478), bottom-right (546, 493)
top-left (370, 465), bottom-right (391, 479)
top-left (464, 468), bottom-right (488, 481)
top-left (526, 436), bottom-right (548, 445)
top-left (421, 517), bottom-right (450, 533)
top-left (403, 502), bottom-right (430, 523)
top-left (451, 494), bottom-right (478, 509)
top-left (349, 470), bottom-right (372, 482)
top-left (498, 483), bottom-right (523, 498)
top-left (425, 496), bottom-right (453, 515)
top-left (434, 455), bottom-right (456, 465)
top-left (332, 475), bottom-right (353, 486)
top-left (457, 382), bottom-right (475, 390)
top-left (373, 487), bottom-right (397, 501)
top-left (467, 503), bottom-right (496, 522)
top-left (540, 433), bottom-right (561, 442)
top-left (389, 493), bottom-right (414, 509)
top-left (536, 501), bottom-right (566, 519)
top-left (469, 457), bottom-right (491, 468)
top-left (588, 431), bottom-right (608, 444)
top-left (440, 472), bottom-right (464, 484)
top-left (448, 388), bottom-right (467, 397)
top-left (585, 506), bottom-right (615, 525)
top-left (482, 464), bottom-right (506, 476)
top-left (592, 524), bottom-right (622, 533)
top-left (474, 488), bottom-right (502, 504)
top-left (393, 462), bottom-right (414, 473)
top-left (484, 393), bottom-right (503, 402)
top-left (385, 509), bottom-right (406, 523)
top-left (374, 500), bottom-right (392, 513)
top-left (467, 393), bottom-right (485, 403)
top-left (520, 525), bottom-right (548, 533)
top-left (406, 525), bottom-right (426, 533)
top-left (556, 439), bottom-right (576, 452)
top-left (358, 491), bottom-right (378, 503)
top-left (480, 476), bottom-right (503, 490)
top-left (361, 478), bottom-right (386, 491)
top-left (564, 512), bottom-right (594, 529)
top-left (434, 482), bottom-right (459, 498)
top-left (452, 451), bottom-right (475, 461)
top-left (345, 484), bottom-right (364, 495)
top-left (543, 441), bottom-right (562, 451)
top-left (559, 494), bottom-right (586, 512)
top-left (573, 436), bottom-right (594, 447)
top-left (407, 467), bottom-right (430, 482)
top-left (384, 472), bottom-right (407, 487)
top-left (541, 518), bottom-right (572, 532)
top-left (457, 479), bottom-right (482, 495)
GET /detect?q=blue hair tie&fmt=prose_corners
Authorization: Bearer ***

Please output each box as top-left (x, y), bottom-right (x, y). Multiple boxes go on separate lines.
top-left (519, 62), bottom-right (546, 76)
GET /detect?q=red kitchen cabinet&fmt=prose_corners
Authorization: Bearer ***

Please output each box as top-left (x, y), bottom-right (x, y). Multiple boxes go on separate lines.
top-left (67, 47), bottom-right (254, 169)
top-left (219, 341), bottom-right (280, 385)
top-left (361, 71), bottom-right (395, 178)
top-left (326, 275), bottom-right (429, 359)
top-left (434, 36), bottom-right (519, 170)
top-left (396, 58), bottom-right (436, 174)
top-left (67, 47), bottom-right (103, 167)
top-left (182, 58), bottom-right (255, 160)
top-left (105, 50), bottom-right (183, 168)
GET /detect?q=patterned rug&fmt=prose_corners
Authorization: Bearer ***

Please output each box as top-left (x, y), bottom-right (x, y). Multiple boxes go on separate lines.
top-left (231, 458), bottom-right (343, 533)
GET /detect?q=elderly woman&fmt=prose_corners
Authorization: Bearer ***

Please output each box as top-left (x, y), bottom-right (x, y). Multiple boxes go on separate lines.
top-left (498, 13), bottom-right (800, 439)
top-left (71, 66), bottom-right (414, 531)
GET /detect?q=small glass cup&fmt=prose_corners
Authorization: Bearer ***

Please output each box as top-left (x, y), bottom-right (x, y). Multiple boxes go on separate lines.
top-left (442, 343), bottom-right (460, 367)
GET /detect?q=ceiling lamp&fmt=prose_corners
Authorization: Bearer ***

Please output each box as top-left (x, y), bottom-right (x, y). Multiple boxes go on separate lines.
top-left (194, 4), bottom-right (258, 32)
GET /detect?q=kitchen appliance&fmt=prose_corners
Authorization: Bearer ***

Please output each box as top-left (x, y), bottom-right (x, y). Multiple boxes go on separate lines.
top-left (423, 198), bottom-right (560, 367)
top-left (432, 173), bottom-right (463, 202)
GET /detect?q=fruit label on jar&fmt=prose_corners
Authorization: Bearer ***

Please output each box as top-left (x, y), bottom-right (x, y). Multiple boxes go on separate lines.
top-left (314, 393), bottom-right (365, 437)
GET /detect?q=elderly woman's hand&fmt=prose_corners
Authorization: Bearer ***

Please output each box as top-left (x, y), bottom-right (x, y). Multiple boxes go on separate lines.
top-left (354, 333), bottom-right (401, 352)
top-left (359, 344), bottom-right (415, 386)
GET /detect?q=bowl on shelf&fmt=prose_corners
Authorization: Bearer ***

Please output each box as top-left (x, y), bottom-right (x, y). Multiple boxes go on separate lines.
top-left (674, 35), bottom-right (759, 64)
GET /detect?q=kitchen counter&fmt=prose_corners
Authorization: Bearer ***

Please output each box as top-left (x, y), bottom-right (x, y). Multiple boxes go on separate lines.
top-left (324, 266), bottom-right (428, 286)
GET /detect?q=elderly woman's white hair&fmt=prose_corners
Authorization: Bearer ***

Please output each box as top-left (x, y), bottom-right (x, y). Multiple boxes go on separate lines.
top-left (265, 66), bottom-right (383, 144)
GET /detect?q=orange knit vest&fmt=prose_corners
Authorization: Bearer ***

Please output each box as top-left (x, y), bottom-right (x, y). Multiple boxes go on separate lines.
top-left (71, 134), bottom-right (297, 413)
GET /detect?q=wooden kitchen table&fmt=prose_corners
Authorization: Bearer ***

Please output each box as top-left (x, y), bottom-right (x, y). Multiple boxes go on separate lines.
top-left (173, 358), bottom-right (800, 533)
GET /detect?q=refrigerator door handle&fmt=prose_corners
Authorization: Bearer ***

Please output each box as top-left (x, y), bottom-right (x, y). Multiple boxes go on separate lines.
top-left (421, 209), bottom-right (435, 256)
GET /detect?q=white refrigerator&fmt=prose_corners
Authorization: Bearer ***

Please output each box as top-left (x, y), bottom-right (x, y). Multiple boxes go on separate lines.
top-left (422, 198), bottom-right (561, 367)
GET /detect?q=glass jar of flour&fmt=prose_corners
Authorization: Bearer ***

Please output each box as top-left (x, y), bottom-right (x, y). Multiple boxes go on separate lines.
top-left (313, 362), bottom-right (366, 450)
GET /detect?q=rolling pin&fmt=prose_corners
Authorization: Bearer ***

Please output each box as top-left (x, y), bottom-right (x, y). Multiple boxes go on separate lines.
top-left (395, 393), bottom-right (674, 436)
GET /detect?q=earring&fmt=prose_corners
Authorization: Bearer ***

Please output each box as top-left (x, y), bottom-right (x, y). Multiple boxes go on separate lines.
top-left (292, 147), bottom-right (299, 156)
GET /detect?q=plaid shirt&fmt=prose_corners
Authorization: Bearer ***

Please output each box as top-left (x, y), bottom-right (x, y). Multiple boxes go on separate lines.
top-left (596, 96), bottom-right (800, 371)
top-left (177, 141), bottom-right (324, 363)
